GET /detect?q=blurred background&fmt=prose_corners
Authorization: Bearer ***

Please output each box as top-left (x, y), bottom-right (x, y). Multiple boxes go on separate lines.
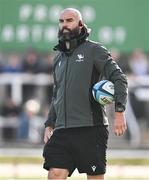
top-left (0, 0), bottom-right (149, 179)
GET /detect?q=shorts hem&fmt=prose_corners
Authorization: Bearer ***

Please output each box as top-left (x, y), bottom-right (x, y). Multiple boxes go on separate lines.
top-left (86, 171), bottom-right (106, 176)
top-left (43, 164), bottom-right (74, 177)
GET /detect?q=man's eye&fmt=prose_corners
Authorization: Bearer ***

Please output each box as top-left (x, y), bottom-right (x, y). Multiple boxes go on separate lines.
top-left (67, 19), bottom-right (73, 22)
top-left (59, 19), bottom-right (64, 23)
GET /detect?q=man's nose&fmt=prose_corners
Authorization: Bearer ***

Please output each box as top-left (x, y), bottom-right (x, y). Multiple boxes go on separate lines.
top-left (62, 21), bottom-right (68, 28)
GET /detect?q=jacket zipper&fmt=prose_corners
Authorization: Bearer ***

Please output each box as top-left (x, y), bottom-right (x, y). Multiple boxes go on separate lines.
top-left (64, 56), bottom-right (69, 128)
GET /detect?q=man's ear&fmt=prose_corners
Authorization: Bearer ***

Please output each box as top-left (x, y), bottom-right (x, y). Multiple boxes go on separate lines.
top-left (79, 20), bottom-right (83, 27)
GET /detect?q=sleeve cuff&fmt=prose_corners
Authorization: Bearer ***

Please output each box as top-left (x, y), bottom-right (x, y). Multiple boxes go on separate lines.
top-left (115, 103), bottom-right (125, 112)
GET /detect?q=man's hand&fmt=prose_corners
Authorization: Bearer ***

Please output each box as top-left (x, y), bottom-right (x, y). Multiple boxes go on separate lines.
top-left (113, 112), bottom-right (127, 136)
top-left (44, 127), bottom-right (53, 143)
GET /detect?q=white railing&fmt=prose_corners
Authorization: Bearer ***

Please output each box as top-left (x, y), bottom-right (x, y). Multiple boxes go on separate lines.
top-left (128, 75), bottom-right (149, 101)
top-left (0, 73), bottom-right (53, 104)
top-left (0, 73), bottom-right (149, 104)
top-left (0, 74), bottom-right (149, 146)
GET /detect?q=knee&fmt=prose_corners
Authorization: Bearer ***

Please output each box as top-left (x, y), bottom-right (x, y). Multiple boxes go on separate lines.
top-left (48, 168), bottom-right (69, 179)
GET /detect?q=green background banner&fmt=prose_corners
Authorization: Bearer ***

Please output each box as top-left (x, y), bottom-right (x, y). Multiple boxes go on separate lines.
top-left (0, 0), bottom-right (148, 53)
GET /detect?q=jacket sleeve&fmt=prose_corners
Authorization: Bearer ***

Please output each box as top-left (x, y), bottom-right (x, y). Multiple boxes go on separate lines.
top-left (44, 83), bottom-right (57, 128)
top-left (93, 44), bottom-right (128, 112)
top-left (44, 53), bottom-right (62, 128)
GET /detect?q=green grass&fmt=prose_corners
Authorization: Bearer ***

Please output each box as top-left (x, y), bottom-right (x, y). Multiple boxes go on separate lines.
top-left (0, 156), bottom-right (43, 164)
top-left (108, 158), bottom-right (149, 165)
top-left (0, 156), bottom-right (149, 165)
top-left (0, 157), bottom-right (149, 180)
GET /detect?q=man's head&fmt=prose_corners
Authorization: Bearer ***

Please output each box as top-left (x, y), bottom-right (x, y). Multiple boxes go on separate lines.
top-left (58, 8), bottom-right (84, 42)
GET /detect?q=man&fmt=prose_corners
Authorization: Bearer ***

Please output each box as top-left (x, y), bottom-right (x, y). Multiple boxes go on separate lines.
top-left (43, 8), bottom-right (128, 180)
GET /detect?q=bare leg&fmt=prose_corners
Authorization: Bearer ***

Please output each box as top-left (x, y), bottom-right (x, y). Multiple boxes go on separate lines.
top-left (48, 168), bottom-right (69, 179)
top-left (87, 174), bottom-right (105, 180)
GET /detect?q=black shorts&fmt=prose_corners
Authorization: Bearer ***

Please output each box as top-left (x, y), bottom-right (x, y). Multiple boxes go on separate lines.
top-left (43, 126), bottom-right (109, 176)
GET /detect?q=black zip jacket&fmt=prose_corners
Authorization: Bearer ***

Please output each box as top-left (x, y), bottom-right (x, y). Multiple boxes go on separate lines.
top-left (45, 27), bottom-right (128, 129)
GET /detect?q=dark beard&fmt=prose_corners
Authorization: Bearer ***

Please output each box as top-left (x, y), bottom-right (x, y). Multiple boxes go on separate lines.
top-left (58, 27), bottom-right (80, 42)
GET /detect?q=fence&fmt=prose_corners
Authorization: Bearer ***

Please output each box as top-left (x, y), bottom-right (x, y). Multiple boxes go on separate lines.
top-left (0, 73), bottom-right (149, 148)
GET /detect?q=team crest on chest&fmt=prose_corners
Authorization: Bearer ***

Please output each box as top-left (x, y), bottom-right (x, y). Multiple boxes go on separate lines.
top-left (76, 54), bottom-right (84, 62)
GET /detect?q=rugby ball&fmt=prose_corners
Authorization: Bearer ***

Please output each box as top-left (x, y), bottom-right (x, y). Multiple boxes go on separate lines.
top-left (92, 80), bottom-right (114, 105)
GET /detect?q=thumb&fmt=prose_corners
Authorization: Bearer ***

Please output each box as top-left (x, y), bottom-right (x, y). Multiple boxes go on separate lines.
top-left (44, 134), bottom-right (49, 144)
